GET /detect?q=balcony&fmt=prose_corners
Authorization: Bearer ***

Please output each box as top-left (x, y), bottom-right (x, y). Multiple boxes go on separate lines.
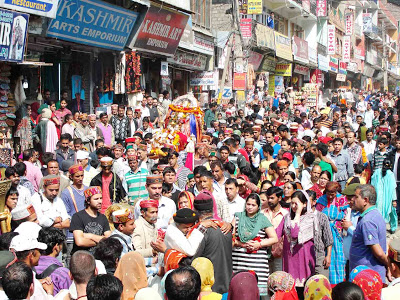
top-left (364, 24), bottom-right (383, 43)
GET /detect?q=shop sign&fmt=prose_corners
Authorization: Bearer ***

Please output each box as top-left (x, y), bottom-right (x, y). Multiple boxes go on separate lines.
top-left (308, 45), bottom-right (318, 65)
top-left (0, 8), bottom-right (29, 63)
top-left (132, 5), bottom-right (188, 55)
top-left (255, 24), bottom-right (275, 50)
top-left (274, 32), bottom-right (292, 61)
top-left (275, 63), bottom-right (292, 76)
top-left (47, 0), bottom-right (138, 51)
top-left (327, 25), bottom-right (336, 54)
top-left (347, 62), bottom-right (358, 73)
top-left (240, 18), bottom-right (252, 38)
top-left (318, 54), bottom-right (329, 72)
top-left (261, 56), bottom-right (276, 72)
top-left (292, 36), bottom-right (309, 64)
top-left (233, 73), bottom-right (246, 90)
top-left (345, 12), bottom-right (353, 35)
top-left (248, 51), bottom-right (263, 70)
top-left (329, 56), bottom-right (338, 73)
top-left (342, 35), bottom-right (351, 62)
top-left (316, 0), bottom-right (327, 17)
top-left (275, 76), bottom-right (284, 94)
top-left (247, 0), bottom-right (262, 14)
top-left (167, 50), bottom-right (207, 70)
top-left (0, 0), bottom-right (58, 18)
top-left (354, 36), bottom-right (365, 60)
top-left (363, 13), bottom-right (372, 33)
top-left (339, 61), bottom-right (347, 75)
top-left (294, 64), bottom-right (309, 76)
top-left (336, 73), bottom-right (346, 81)
top-left (302, 0), bottom-right (310, 13)
top-left (190, 71), bottom-right (218, 86)
top-left (179, 15), bottom-right (194, 50)
top-left (193, 34), bottom-right (214, 56)
top-left (239, 0), bottom-right (248, 14)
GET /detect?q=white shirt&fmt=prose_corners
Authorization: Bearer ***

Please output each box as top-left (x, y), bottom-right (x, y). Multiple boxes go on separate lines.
top-left (301, 169), bottom-right (313, 190)
top-left (31, 192), bottom-right (70, 227)
top-left (226, 194), bottom-right (245, 220)
top-left (164, 223), bottom-right (204, 256)
top-left (394, 152), bottom-right (400, 182)
top-left (364, 109), bottom-right (374, 129)
top-left (17, 185), bottom-right (32, 207)
top-left (141, 106), bottom-right (150, 118)
top-left (362, 140), bottom-right (376, 162)
top-left (32, 272), bottom-right (54, 299)
top-left (134, 196), bottom-right (176, 230)
top-left (320, 126), bottom-right (331, 137)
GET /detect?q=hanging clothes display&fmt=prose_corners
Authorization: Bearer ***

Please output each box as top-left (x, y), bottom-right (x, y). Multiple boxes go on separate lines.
top-left (125, 51), bottom-right (141, 93)
top-left (115, 52), bottom-right (126, 95)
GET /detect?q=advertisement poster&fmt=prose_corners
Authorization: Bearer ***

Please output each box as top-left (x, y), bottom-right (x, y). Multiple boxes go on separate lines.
top-left (132, 4), bottom-right (188, 55)
top-left (316, 0), bottom-right (327, 17)
top-left (274, 32), bottom-right (292, 61)
top-left (240, 18), bottom-right (252, 38)
top-left (275, 64), bottom-right (292, 76)
top-left (233, 73), bottom-right (246, 90)
top-left (345, 12), bottom-right (353, 35)
top-left (247, 0), bottom-right (262, 14)
top-left (268, 75), bottom-right (275, 96)
top-left (0, 0), bottom-right (58, 18)
top-left (48, 0), bottom-right (138, 51)
top-left (327, 24), bottom-right (336, 54)
top-left (239, 0), bottom-right (248, 14)
top-left (248, 51), bottom-right (263, 70)
top-left (255, 24), bottom-right (275, 50)
top-left (0, 8), bottom-right (29, 63)
top-left (363, 13), bottom-right (372, 33)
top-left (292, 36), bottom-right (309, 64)
top-left (160, 61), bottom-right (168, 76)
top-left (274, 76), bottom-right (284, 94)
top-left (342, 35), bottom-right (351, 62)
top-left (261, 56), bottom-right (276, 72)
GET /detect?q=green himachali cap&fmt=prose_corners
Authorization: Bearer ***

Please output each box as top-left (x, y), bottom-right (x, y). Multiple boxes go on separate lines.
top-left (342, 183), bottom-right (360, 196)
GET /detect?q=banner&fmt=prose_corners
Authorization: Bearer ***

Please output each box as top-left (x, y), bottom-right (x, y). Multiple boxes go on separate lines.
top-left (248, 51), bottom-right (263, 70)
top-left (233, 73), bottom-right (246, 90)
top-left (190, 71), bottom-right (218, 86)
top-left (247, 0), bottom-right (262, 14)
top-left (342, 35), bottom-right (351, 62)
top-left (268, 75), bottom-right (275, 96)
top-left (327, 25), bottom-right (336, 54)
top-left (274, 32), bottom-right (292, 61)
top-left (167, 50), bottom-right (207, 70)
top-left (255, 24), bottom-right (275, 50)
top-left (275, 76), bottom-right (284, 94)
top-left (275, 63), bottom-right (292, 76)
top-left (261, 56), bottom-right (276, 72)
top-left (345, 12), bottom-right (353, 35)
top-left (48, 0), bottom-right (138, 51)
top-left (132, 4), bottom-right (188, 55)
top-left (0, 0), bottom-right (58, 18)
top-left (0, 8), bottom-right (29, 63)
top-left (354, 35), bottom-right (365, 60)
top-left (294, 64), bottom-right (309, 76)
top-left (329, 56), bottom-right (339, 73)
top-left (292, 36), bottom-right (309, 64)
top-left (318, 54), bottom-right (329, 72)
top-left (316, 0), bottom-right (327, 17)
top-left (240, 18), bottom-right (252, 38)
top-left (363, 13), bottom-right (372, 33)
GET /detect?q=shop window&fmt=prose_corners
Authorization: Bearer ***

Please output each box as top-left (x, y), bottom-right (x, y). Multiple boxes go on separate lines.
top-left (192, 0), bottom-right (211, 29)
top-left (274, 14), bottom-right (287, 35)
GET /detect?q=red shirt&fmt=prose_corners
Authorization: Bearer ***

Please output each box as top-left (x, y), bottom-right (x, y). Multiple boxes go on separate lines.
top-left (101, 174), bottom-right (113, 213)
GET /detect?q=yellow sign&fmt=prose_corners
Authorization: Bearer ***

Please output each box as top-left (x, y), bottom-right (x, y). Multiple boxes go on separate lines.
top-left (247, 0), bottom-right (262, 14)
top-left (275, 64), bottom-right (292, 76)
top-left (274, 32), bottom-right (293, 61)
top-left (268, 75), bottom-right (275, 96)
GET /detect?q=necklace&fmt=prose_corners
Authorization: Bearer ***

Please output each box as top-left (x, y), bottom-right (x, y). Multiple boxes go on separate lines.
top-left (72, 185), bottom-right (85, 197)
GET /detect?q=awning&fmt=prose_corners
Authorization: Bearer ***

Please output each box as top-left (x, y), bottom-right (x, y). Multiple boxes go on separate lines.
top-left (132, 0), bottom-right (150, 7)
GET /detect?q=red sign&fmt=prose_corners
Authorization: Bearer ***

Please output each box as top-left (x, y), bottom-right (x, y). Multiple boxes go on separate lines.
top-left (316, 0), bottom-right (327, 17)
top-left (355, 35), bottom-right (365, 60)
top-left (233, 73), bottom-right (246, 90)
top-left (294, 64), bottom-right (309, 76)
top-left (240, 18), bottom-right (252, 38)
top-left (345, 12), bottom-right (354, 35)
top-left (133, 5), bottom-right (189, 55)
top-left (327, 25), bottom-right (336, 55)
top-left (342, 35), bottom-right (351, 62)
top-left (339, 61), bottom-right (348, 70)
top-left (293, 36), bottom-right (309, 64)
top-left (248, 51), bottom-right (263, 70)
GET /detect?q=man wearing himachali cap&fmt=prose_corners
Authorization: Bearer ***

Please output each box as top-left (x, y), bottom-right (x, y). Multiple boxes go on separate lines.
top-left (69, 186), bottom-right (111, 254)
top-left (31, 175), bottom-right (70, 229)
top-left (110, 209), bottom-right (136, 257)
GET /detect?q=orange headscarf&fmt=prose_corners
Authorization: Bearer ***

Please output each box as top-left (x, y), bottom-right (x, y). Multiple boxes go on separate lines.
top-left (178, 191), bottom-right (195, 210)
top-left (114, 252), bottom-right (148, 299)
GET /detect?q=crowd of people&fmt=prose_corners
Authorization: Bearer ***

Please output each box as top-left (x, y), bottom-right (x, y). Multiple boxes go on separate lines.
top-left (1, 88), bottom-right (400, 300)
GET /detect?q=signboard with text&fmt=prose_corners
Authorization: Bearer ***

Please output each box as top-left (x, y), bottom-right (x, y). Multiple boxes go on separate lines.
top-left (167, 50), bottom-right (207, 70)
top-left (345, 12), bottom-right (353, 35)
top-left (316, 0), bottom-right (327, 17)
top-left (0, 8), bottom-right (29, 63)
top-left (0, 0), bottom-right (58, 18)
top-left (327, 24), bottom-right (336, 54)
top-left (292, 36), bottom-right (309, 64)
top-left (274, 32), bottom-right (292, 61)
top-left (275, 63), bottom-right (292, 76)
top-left (132, 4), bottom-right (188, 55)
top-left (233, 73), bottom-right (246, 90)
top-left (48, 0), bottom-right (138, 50)
top-left (190, 71), bottom-right (218, 86)
top-left (255, 24), bottom-right (275, 50)
top-left (247, 0), bottom-right (262, 14)
top-left (329, 56), bottom-right (339, 73)
top-left (342, 35), bottom-right (351, 62)
top-left (240, 18), bottom-right (252, 38)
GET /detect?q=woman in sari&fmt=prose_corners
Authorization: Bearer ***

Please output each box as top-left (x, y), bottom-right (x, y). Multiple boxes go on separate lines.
top-left (227, 272), bottom-right (260, 300)
top-left (232, 193), bottom-right (278, 296)
top-left (114, 251), bottom-right (148, 299)
top-left (267, 271), bottom-right (299, 300)
top-left (310, 170), bottom-right (331, 200)
top-left (0, 187), bottom-right (19, 234)
top-left (316, 181), bottom-right (348, 284)
top-left (304, 275), bottom-right (332, 300)
top-left (276, 190), bottom-right (317, 290)
top-left (177, 191), bottom-right (194, 210)
top-left (192, 257), bottom-right (222, 300)
top-left (282, 182), bottom-right (297, 210)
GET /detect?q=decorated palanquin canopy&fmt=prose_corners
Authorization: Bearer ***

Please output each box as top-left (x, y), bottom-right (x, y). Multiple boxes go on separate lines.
top-left (150, 93), bottom-right (204, 155)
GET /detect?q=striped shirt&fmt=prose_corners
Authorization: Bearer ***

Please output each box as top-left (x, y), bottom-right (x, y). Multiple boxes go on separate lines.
top-left (123, 168), bottom-right (149, 204)
top-left (372, 149), bottom-right (388, 172)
